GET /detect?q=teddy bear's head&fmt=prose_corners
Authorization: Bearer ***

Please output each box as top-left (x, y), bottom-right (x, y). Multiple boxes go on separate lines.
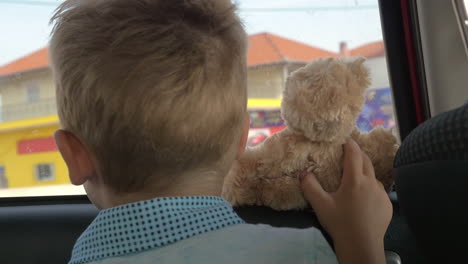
top-left (281, 57), bottom-right (370, 142)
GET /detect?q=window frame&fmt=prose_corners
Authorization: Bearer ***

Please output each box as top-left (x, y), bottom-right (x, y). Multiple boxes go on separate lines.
top-left (379, 0), bottom-right (429, 139)
top-left (453, 0), bottom-right (468, 58)
top-left (0, 1), bottom-right (425, 202)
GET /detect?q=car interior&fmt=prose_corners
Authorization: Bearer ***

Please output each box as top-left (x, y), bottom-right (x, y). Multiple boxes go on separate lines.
top-left (0, 0), bottom-right (467, 263)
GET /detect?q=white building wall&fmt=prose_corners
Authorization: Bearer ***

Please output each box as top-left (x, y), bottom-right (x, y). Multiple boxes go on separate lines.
top-left (365, 56), bottom-right (390, 90)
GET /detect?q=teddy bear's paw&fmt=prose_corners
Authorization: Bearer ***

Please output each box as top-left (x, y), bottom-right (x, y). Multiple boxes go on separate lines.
top-left (371, 127), bottom-right (399, 159)
top-left (222, 184), bottom-right (260, 207)
top-left (354, 127), bottom-right (398, 155)
top-left (355, 127), bottom-right (398, 191)
top-left (221, 183), bottom-right (239, 206)
top-left (369, 126), bottom-right (399, 145)
top-left (222, 164), bottom-right (263, 207)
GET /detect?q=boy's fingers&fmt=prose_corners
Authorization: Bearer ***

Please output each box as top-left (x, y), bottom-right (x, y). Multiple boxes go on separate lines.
top-left (361, 150), bottom-right (375, 178)
top-left (300, 173), bottom-right (329, 210)
top-left (342, 139), bottom-right (364, 186)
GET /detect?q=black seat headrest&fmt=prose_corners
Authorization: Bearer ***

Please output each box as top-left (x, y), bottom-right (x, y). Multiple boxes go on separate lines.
top-left (394, 104), bottom-right (468, 167)
top-left (394, 105), bottom-right (468, 263)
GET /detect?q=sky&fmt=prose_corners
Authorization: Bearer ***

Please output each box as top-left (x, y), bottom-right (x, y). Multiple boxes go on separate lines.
top-left (0, 0), bottom-right (384, 65)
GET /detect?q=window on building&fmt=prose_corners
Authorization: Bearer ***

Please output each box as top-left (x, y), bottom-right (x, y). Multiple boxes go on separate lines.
top-left (25, 81), bottom-right (40, 103)
top-left (0, 93), bottom-right (3, 122)
top-left (0, 166), bottom-right (7, 188)
top-left (35, 163), bottom-right (55, 182)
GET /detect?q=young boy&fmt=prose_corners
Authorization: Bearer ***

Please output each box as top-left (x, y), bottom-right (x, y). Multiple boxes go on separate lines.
top-left (50, 0), bottom-right (392, 263)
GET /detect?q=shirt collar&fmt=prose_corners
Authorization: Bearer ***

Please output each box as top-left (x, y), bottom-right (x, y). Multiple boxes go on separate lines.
top-left (69, 196), bottom-right (244, 264)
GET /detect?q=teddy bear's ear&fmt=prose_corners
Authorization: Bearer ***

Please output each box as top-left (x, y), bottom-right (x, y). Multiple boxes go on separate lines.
top-left (350, 57), bottom-right (367, 73)
top-left (352, 56), bottom-right (366, 66)
top-left (325, 57), bottom-right (334, 63)
top-left (350, 56), bottom-right (370, 89)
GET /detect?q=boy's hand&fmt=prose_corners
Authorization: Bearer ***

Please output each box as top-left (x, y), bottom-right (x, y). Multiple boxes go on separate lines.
top-left (300, 139), bottom-right (392, 264)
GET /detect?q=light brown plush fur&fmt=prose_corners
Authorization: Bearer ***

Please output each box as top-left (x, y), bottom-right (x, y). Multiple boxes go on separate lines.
top-left (222, 57), bottom-right (399, 210)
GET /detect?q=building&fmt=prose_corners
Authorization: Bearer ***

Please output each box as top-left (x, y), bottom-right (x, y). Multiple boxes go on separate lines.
top-left (0, 33), bottom-right (389, 189)
top-left (247, 33), bottom-right (336, 98)
top-left (0, 48), bottom-right (64, 189)
top-left (340, 41), bottom-right (396, 131)
top-left (245, 33), bottom-right (338, 144)
top-left (348, 40), bottom-right (390, 90)
top-left (246, 35), bottom-right (395, 144)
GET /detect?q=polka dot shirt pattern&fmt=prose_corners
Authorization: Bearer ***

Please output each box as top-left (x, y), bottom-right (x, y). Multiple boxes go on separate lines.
top-left (69, 196), bottom-right (245, 264)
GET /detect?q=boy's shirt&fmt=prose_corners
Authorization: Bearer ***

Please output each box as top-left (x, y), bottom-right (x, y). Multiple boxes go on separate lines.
top-left (69, 196), bottom-right (338, 264)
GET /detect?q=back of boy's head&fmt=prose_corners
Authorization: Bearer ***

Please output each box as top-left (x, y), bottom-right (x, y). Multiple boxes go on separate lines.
top-left (49, 0), bottom-right (248, 193)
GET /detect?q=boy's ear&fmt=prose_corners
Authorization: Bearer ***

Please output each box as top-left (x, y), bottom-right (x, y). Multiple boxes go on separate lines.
top-left (236, 114), bottom-right (250, 159)
top-left (54, 129), bottom-right (97, 186)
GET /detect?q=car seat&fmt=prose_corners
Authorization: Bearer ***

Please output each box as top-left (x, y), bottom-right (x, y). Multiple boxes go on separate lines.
top-left (394, 104), bottom-right (468, 263)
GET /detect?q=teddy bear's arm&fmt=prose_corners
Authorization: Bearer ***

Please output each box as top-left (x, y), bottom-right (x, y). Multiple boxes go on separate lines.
top-left (222, 131), bottom-right (313, 210)
top-left (222, 133), bottom-right (290, 207)
top-left (351, 127), bottom-right (399, 191)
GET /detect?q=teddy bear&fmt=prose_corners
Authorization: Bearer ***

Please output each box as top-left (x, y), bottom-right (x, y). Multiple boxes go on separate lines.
top-left (222, 57), bottom-right (399, 211)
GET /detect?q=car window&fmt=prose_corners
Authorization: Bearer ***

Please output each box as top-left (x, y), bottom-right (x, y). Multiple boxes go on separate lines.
top-left (0, 0), bottom-right (397, 197)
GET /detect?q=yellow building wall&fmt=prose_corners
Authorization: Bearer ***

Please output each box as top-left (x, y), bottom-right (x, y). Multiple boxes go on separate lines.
top-left (0, 117), bottom-right (69, 188)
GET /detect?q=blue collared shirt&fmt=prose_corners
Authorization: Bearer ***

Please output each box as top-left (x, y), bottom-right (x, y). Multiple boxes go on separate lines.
top-left (70, 196), bottom-right (337, 264)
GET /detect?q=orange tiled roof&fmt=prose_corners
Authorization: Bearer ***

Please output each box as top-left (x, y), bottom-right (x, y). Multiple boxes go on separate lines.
top-left (0, 48), bottom-right (49, 77)
top-left (248, 33), bottom-right (336, 67)
top-left (0, 33), bottom-right (355, 76)
top-left (350, 41), bottom-right (385, 58)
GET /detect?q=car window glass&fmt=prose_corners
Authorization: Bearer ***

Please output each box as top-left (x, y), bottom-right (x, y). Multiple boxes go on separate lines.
top-left (0, 0), bottom-right (397, 197)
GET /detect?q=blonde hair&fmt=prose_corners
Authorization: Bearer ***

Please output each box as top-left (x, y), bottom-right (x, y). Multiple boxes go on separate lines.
top-left (49, 0), bottom-right (248, 192)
